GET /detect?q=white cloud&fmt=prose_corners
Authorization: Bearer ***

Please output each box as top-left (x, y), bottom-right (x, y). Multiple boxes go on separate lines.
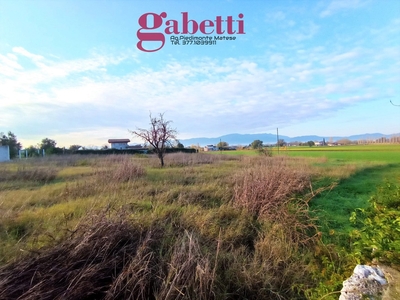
top-left (322, 50), bottom-right (360, 64)
top-left (289, 22), bottom-right (319, 41)
top-left (0, 54), bottom-right (23, 77)
top-left (320, 0), bottom-right (367, 18)
top-left (1, 37), bottom-right (399, 146)
top-left (12, 47), bottom-right (45, 64)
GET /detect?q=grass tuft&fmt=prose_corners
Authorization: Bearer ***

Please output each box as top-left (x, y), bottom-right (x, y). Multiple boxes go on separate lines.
top-left (0, 165), bottom-right (58, 183)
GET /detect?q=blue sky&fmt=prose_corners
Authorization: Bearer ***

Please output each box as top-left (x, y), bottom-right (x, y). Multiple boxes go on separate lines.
top-left (0, 0), bottom-right (399, 148)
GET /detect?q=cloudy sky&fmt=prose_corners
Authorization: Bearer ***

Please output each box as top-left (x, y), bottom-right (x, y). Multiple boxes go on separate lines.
top-left (1, 0), bottom-right (399, 148)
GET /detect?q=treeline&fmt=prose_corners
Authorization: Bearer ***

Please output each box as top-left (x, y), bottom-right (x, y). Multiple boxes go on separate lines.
top-left (75, 148), bottom-right (196, 155)
top-left (1, 131), bottom-right (196, 160)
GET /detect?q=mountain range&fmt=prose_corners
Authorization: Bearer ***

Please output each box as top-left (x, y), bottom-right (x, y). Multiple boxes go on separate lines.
top-left (181, 132), bottom-right (400, 146)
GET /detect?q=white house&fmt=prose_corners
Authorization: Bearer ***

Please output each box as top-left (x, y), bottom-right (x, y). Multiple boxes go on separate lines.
top-left (204, 145), bottom-right (217, 151)
top-left (0, 145), bottom-right (10, 162)
top-left (108, 139), bottom-right (130, 149)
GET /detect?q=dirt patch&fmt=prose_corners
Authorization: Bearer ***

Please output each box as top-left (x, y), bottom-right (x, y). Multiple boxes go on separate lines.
top-left (381, 264), bottom-right (400, 300)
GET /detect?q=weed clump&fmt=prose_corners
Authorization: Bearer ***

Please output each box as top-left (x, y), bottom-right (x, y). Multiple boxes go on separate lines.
top-left (0, 214), bottom-right (215, 300)
top-left (147, 152), bottom-right (238, 168)
top-left (95, 155), bottom-right (146, 183)
top-left (350, 181), bottom-right (400, 267)
top-left (0, 165), bottom-right (58, 183)
top-left (233, 157), bottom-right (309, 214)
top-left (0, 215), bottom-right (154, 300)
top-left (156, 230), bottom-right (214, 300)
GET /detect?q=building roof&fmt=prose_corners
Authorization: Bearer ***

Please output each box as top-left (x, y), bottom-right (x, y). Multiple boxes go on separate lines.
top-left (108, 139), bottom-right (130, 143)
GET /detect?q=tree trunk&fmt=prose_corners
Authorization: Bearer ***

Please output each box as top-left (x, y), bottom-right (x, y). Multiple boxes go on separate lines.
top-left (159, 152), bottom-right (165, 167)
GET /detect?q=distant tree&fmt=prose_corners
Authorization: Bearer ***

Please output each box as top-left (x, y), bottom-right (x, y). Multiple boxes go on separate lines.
top-left (130, 113), bottom-right (177, 167)
top-left (69, 144), bottom-right (82, 151)
top-left (336, 138), bottom-right (352, 145)
top-left (278, 139), bottom-right (286, 147)
top-left (176, 141), bottom-right (184, 148)
top-left (217, 141), bottom-right (229, 149)
top-left (307, 141), bottom-right (315, 147)
top-left (250, 139), bottom-right (263, 149)
top-left (101, 144), bottom-right (109, 150)
top-left (40, 138), bottom-right (57, 154)
top-left (258, 147), bottom-right (272, 157)
top-left (190, 144), bottom-right (202, 151)
top-left (26, 145), bottom-right (40, 157)
top-left (0, 131), bottom-right (22, 159)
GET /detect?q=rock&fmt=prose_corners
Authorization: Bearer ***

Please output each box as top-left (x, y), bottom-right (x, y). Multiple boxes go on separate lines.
top-left (339, 265), bottom-right (388, 300)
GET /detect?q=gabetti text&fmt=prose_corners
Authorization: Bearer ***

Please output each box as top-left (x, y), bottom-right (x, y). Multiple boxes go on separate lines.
top-left (137, 12), bottom-right (245, 52)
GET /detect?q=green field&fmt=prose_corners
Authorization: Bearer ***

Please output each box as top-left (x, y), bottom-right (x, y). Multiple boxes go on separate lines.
top-left (220, 144), bottom-right (400, 162)
top-left (0, 147), bottom-right (399, 299)
top-left (282, 144), bottom-right (400, 163)
top-left (221, 144), bottom-right (400, 240)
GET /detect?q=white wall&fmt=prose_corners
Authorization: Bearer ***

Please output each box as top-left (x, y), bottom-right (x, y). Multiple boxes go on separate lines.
top-left (110, 143), bottom-right (128, 149)
top-left (0, 145), bottom-right (10, 162)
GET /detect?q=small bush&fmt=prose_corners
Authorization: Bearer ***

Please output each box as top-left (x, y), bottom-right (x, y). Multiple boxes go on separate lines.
top-left (350, 181), bottom-right (400, 266)
top-left (257, 147), bottom-right (273, 157)
top-left (232, 157), bottom-right (317, 245)
top-left (233, 158), bottom-right (310, 217)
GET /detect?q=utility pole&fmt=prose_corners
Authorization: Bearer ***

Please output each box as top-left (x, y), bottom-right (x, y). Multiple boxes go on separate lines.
top-left (277, 128), bottom-right (279, 154)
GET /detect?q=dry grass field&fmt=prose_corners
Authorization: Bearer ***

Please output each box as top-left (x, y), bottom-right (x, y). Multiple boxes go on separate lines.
top-left (0, 149), bottom-right (398, 299)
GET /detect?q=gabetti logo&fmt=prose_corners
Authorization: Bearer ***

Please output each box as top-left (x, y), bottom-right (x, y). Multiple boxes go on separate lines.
top-left (137, 12), bottom-right (245, 52)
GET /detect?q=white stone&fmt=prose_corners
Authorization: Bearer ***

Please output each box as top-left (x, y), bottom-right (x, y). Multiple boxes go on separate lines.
top-left (339, 265), bottom-right (387, 300)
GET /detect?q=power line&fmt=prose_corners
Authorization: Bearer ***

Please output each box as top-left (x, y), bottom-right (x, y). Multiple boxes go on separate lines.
top-left (390, 100), bottom-right (400, 106)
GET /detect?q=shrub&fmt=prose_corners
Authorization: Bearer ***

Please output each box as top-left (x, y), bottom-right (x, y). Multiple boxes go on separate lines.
top-left (232, 157), bottom-right (317, 245)
top-left (257, 147), bottom-right (273, 157)
top-left (350, 181), bottom-right (400, 266)
top-left (233, 158), bottom-right (309, 216)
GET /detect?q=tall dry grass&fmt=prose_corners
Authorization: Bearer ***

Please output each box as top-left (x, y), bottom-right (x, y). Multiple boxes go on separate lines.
top-left (94, 155), bottom-right (146, 183)
top-left (0, 153), bottom-right (343, 299)
top-left (155, 230), bottom-right (214, 300)
top-left (62, 155), bottom-right (146, 200)
top-left (0, 214), bottom-right (155, 300)
top-left (219, 226), bottom-right (313, 300)
top-left (0, 165), bottom-right (58, 183)
top-left (0, 213), bottom-right (215, 300)
top-left (145, 152), bottom-right (239, 168)
top-left (232, 156), bottom-right (317, 245)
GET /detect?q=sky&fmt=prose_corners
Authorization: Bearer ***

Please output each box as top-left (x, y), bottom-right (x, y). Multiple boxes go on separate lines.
top-left (0, 0), bottom-right (399, 148)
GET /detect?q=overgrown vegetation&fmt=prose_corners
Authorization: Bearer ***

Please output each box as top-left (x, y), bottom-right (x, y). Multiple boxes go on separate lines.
top-left (0, 148), bottom-right (399, 299)
top-left (350, 181), bottom-right (400, 267)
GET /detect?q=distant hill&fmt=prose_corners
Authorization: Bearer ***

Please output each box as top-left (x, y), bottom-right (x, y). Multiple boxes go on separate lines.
top-left (181, 132), bottom-right (400, 147)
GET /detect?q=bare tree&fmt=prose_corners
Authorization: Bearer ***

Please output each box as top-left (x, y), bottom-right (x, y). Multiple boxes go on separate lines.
top-left (130, 113), bottom-right (177, 167)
